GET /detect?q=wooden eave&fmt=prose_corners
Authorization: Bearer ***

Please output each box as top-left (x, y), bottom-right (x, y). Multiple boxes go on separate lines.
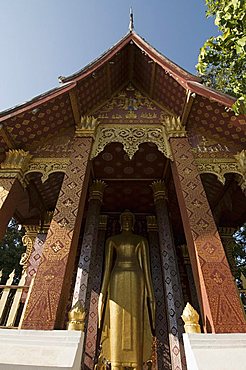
top-left (0, 31), bottom-right (244, 155)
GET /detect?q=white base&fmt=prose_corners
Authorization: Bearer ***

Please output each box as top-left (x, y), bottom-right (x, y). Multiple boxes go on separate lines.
top-left (0, 329), bottom-right (84, 369)
top-left (183, 333), bottom-right (246, 370)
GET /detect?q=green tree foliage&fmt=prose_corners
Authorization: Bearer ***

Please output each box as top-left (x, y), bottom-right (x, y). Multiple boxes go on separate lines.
top-left (233, 225), bottom-right (246, 278)
top-left (197, 0), bottom-right (246, 114)
top-left (0, 219), bottom-right (25, 284)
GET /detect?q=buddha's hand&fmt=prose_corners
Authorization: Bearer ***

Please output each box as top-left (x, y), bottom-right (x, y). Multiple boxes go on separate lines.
top-left (98, 293), bottom-right (106, 328)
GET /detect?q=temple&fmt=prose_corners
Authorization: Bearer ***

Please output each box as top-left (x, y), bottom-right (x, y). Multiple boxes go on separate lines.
top-left (0, 29), bottom-right (245, 370)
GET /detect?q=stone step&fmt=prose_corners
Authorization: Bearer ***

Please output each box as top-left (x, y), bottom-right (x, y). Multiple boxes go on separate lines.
top-left (0, 329), bottom-right (84, 370)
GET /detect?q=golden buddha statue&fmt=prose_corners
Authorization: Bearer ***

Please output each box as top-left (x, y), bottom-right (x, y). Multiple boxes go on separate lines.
top-left (98, 210), bottom-right (156, 370)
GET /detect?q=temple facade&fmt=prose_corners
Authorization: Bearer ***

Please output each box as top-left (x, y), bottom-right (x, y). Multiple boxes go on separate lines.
top-left (0, 30), bottom-right (245, 370)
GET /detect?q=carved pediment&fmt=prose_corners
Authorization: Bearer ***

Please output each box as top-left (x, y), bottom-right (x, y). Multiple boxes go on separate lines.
top-left (93, 84), bottom-right (172, 124)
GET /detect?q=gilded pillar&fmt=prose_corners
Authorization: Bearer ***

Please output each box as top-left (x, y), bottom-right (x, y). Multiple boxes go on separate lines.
top-left (151, 181), bottom-right (186, 370)
top-left (146, 216), bottom-right (171, 370)
top-left (170, 136), bottom-right (246, 332)
top-left (84, 215), bottom-right (108, 370)
top-left (72, 180), bottom-right (106, 308)
top-left (21, 135), bottom-right (93, 330)
top-left (0, 150), bottom-right (31, 240)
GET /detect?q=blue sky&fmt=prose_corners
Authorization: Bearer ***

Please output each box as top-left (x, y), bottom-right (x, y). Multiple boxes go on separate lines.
top-left (0, 1), bottom-right (218, 111)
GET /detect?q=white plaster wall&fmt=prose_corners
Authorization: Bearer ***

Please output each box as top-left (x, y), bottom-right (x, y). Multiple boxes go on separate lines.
top-left (0, 329), bottom-right (84, 370)
top-left (183, 333), bottom-right (246, 370)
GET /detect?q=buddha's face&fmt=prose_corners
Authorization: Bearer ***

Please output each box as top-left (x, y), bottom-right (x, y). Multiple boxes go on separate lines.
top-left (120, 211), bottom-right (134, 231)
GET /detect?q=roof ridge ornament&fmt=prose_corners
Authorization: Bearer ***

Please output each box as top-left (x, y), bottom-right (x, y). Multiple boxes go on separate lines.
top-left (129, 7), bottom-right (134, 32)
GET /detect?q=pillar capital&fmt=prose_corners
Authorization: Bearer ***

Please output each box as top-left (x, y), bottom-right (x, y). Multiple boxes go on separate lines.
top-left (163, 116), bottom-right (187, 139)
top-left (89, 180), bottom-right (107, 202)
top-left (218, 227), bottom-right (236, 238)
top-left (99, 215), bottom-right (108, 230)
top-left (0, 149), bottom-right (32, 187)
top-left (146, 215), bottom-right (158, 232)
top-left (180, 244), bottom-right (190, 264)
top-left (40, 211), bottom-right (54, 234)
top-left (75, 115), bottom-right (99, 139)
top-left (151, 180), bottom-right (168, 202)
top-left (20, 225), bottom-right (40, 270)
top-left (234, 150), bottom-right (246, 193)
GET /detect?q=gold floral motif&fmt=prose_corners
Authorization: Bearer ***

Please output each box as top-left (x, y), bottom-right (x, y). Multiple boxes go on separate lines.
top-left (67, 301), bottom-right (86, 331)
top-left (0, 185), bottom-right (9, 208)
top-left (91, 124), bottom-right (172, 160)
top-left (181, 302), bottom-right (201, 333)
top-left (193, 136), bottom-right (229, 153)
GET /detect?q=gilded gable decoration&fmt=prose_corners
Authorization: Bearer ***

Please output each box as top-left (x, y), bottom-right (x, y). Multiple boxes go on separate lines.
top-left (94, 85), bottom-right (171, 125)
top-left (90, 124), bottom-right (172, 160)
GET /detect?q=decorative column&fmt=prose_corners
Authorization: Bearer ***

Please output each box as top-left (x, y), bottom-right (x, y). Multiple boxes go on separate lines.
top-left (22, 116), bottom-right (99, 330)
top-left (146, 215), bottom-right (171, 370)
top-left (22, 212), bottom-right (54, 287)
top-left (219, 227), bottom-right (237, 277)
top-left (180, 244), bottom-right (200, 314)
top-left (0, 150), bottom-right (31, 240)
top-left (84, 215), bottom-right (108, 370)
top-left (72, 180), bottom-right (106, 308)
top-left (170, 136), bottom-right (246, 332)
top-left (151, 181), bottom-right (186, 370)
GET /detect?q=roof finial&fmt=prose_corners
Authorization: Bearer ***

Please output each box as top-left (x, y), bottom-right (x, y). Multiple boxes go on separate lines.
top-left (129, 7), bottom-right (134, 32)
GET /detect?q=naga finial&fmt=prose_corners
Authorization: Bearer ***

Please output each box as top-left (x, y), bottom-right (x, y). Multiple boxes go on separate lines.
top-left (129, 7), bottom-right (134, 32)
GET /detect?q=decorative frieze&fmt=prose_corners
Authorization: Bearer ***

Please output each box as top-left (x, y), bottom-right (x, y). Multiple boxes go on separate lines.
top-left (25, 158), bottom-right (69, 183)
top-left (195, 156), bottom-right (246, 191)
top-left (91, 124), bottom-right (172, 160)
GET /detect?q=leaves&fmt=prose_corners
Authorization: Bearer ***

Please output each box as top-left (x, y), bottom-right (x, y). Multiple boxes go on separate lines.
top-left (233, 225), bottom-right (246, 278)
top-left (197, 0), bottom-right (246, 114)
top-left (0, 219), bottom-right (25, 284)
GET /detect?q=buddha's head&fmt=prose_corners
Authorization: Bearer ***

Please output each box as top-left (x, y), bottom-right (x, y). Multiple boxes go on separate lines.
top-left (120, 210), bottom-right (135, 231)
